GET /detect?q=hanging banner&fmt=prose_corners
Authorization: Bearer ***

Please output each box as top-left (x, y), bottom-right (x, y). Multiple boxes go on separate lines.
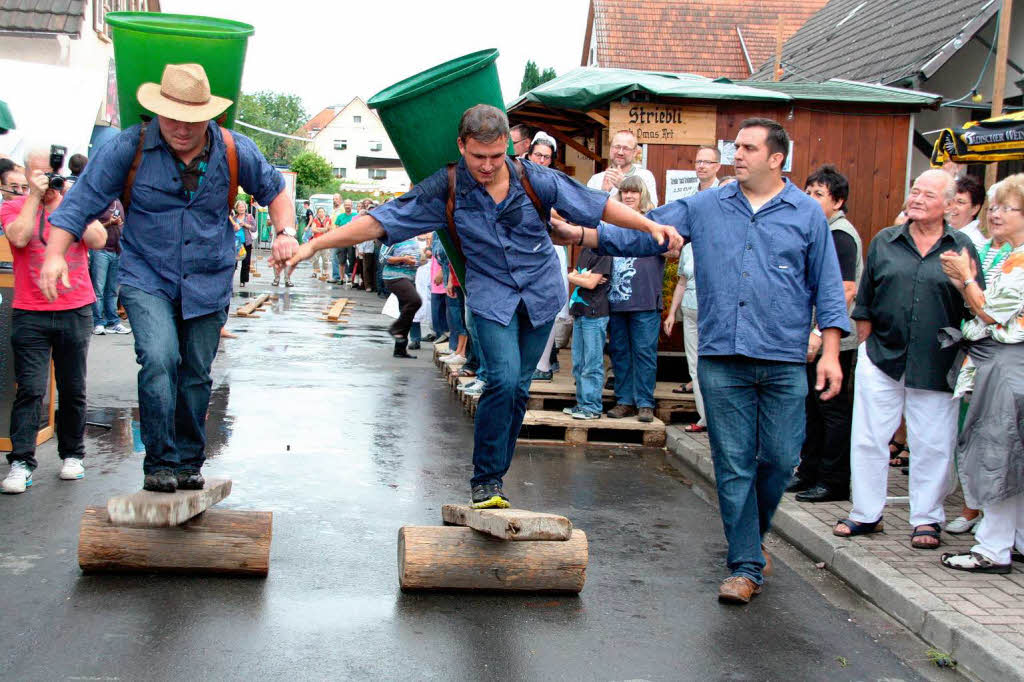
top-left (609, 103), bottom-right (716, 145)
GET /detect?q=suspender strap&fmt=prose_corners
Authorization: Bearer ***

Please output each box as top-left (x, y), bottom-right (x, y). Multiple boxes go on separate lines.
top-left (512, 157), bottom-right (549, 225)
top-left (120, 122), bottom-right (148, 210)
top-left (445, 163), bottom-right (466, 263)
top-left (220, 126), bottom-right (239, 210)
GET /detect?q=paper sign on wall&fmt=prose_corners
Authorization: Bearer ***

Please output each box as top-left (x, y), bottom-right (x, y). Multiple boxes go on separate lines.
top-left (665, 170), bottom-right (700, 203)
top-left (718, 139), bottom-right (794, 172)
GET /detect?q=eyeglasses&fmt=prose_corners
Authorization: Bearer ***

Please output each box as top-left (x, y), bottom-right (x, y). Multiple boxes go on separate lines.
top-left (694, 160), bottom-right (719, 166)
top-left (530, 152), bottom-right (552, 161)
top-left (988, 205), bottom-right (1023, 214)
top-left (2, 184), bottom-right (28, 195)
top-left (610, 144), bottom-right (636, 152)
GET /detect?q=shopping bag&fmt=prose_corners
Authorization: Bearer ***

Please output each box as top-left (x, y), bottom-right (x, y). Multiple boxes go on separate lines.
top-left (381, 293), bottom-right (400, 319)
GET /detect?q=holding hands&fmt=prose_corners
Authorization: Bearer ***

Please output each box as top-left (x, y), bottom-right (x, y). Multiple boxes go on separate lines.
top-left (940, 248), bottom-right (976, 288)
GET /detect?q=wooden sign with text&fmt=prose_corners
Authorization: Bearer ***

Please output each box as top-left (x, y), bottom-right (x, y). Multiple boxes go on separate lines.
top-left (609, 103), bottom-right (717, 145)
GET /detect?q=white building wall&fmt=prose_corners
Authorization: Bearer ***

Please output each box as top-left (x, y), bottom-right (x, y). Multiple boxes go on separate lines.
top-left (306, 98), bottom-right (410, 193)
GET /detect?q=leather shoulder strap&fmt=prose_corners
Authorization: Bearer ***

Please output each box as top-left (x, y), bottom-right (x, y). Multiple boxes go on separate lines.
top-left (514, 157), bottom-right (550, 225)
top-left (220, 127), bottom-right (239, 210)
top-left (120, 122), bottom-right (148, 210)
top-left (445, 162), bottom-right (466, 262)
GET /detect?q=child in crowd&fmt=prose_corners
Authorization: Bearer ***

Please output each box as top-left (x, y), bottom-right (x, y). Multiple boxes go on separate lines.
top-left (564, 246), bottom-right (612, 419)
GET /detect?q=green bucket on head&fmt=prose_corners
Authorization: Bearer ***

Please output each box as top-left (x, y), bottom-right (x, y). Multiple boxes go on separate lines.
top-left (106, 12), bottom-right (254, 129)
top-left (368, 48), bottom-right (504, 185)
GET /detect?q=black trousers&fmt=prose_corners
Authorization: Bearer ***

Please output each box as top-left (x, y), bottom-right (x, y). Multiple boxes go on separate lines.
top-left (797, 348), bottom-right (856, 490)
top-left (384, 277), bottom-right (421, 339)
top-left (362, 253), bottom-right (377, 291)
top-left (240, 243), bottom-right (253, 284)
top-left (9, 307), bottom-right (92, 468)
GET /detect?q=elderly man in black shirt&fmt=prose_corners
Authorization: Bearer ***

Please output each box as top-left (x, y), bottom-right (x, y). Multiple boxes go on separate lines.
top-left (835, 170), bottom-right (983, 549)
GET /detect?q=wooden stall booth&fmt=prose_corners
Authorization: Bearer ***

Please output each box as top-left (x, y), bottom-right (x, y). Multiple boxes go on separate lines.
top-left (509, 68), bottom-right (942, 251)
top-left (0, 236), bottom-right (56, 451)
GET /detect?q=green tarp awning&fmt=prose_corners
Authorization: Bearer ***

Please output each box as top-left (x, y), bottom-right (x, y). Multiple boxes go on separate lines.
top-left (931, 111), bottom-right (1024, 165)
top-left (0, 99), bottom-right (14, 132)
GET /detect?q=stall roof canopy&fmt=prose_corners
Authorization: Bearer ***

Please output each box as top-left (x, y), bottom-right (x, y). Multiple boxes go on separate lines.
top-left (509, 67), bottom-right (942, 113)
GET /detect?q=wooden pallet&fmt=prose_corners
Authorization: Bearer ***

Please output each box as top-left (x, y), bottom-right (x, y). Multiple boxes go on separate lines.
top-left (519, 410), bottom-right (666, 447)
top-left (234, 293), bottom-right (270, 317)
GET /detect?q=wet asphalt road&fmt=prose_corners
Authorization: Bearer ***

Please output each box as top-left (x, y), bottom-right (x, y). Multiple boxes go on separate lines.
top-left (0, 260), bottom-right (938, 681)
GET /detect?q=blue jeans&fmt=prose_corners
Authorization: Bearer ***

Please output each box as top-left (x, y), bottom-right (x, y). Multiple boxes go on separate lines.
top-left (430, 293), bottom-right (448, 337)
top-left (120, 286), bottom-right (227, 474)
top-left (89, 250), bottom-right (120, 327)
top-left (471, 303), bottom-right (554, 487)
top-left (572, 315), bottom-right (609, 414)
top-left (446, 287), bottom-right (468, 341)
top-left (464, 307), bottom-right (487, 383)
top-left (410, 322), bottom-right (421, 344)
top-left (698, 355), bottom-right (807, 584)
top-left (330, 248), bottom-right (342, 280)
top-left (607, 310), bottom-right (661, 408)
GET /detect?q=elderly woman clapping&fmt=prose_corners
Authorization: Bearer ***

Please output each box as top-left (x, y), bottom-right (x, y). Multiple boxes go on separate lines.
top-left (939, 173), bottom-right (1024, 574)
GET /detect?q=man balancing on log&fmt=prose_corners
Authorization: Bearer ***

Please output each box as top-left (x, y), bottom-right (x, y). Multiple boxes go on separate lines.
top-left (39, 63), bottom-right (301, 493)
top-left (280, 104), bottom-right (682, 509)
top-left (549, 118), bottom-right (850, 604)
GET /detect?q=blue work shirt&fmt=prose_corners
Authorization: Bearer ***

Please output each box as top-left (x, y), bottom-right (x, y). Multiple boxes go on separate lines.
top-left (597, 179), bottom-right (850, 363)
top-left (50, 121), bottom-right (284, 319)
top-left (371, 157), bottom-right (608, 327)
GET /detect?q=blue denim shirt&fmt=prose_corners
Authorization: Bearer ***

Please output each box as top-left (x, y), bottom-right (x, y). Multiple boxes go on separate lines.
top-left (597, 179), bottom-right (850, 363)
top-left (50, 121), bottom-right (284, 319)
top-left (371, 157), bottom-right (607, 327)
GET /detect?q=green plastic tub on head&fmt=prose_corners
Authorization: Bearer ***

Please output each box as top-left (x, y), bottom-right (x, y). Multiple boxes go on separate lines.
top-left (106, 12), bottom-right (254, 129)
top-left (368, 48), bottom-right (504, 185)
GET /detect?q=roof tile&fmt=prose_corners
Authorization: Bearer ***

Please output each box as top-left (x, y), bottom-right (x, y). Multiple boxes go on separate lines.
top-left (0, 0), bottom-right (85, 35)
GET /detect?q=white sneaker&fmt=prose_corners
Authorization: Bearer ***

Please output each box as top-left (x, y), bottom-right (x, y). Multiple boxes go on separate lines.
top-left (463, 381), bottom-right (486, 396)
top-left (458, 379), bottom-right (482, 392)
top-left (92, 325), bottom-right (106, 335)
top-left (59, 457), bottom-right (85, 480)
top-left (105, 322), bottom-right (132, 335)
top-left (946, 514), bottom-right (981, 534)
top-left (2, 461), bottom-right (33, 494)
top-left (441, 353), bottom-right (466, 365)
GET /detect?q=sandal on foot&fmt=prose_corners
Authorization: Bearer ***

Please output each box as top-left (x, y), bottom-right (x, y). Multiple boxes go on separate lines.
top-left (911, 523), bottom-right (942, 549)
top-left (833, 518), bottom-right (884, 537)
top-left (888, 439), bottom-right (909, 467)
top-left (671, 384), bottom-right (688, 394)
top-left (684, 423), bottom-right (707, 433)
top-left (941, 551), bottom-right (1011, 574)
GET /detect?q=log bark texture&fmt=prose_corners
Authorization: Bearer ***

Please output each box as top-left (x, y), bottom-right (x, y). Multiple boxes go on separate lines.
top-left (442, 504), bottom-right (573, 541)
top-left (398, 526), bottom-right (587, 592)
top-left (79, 507), bottom-right (272, 577)
top-left (106, 478), bottom-right (232, 527)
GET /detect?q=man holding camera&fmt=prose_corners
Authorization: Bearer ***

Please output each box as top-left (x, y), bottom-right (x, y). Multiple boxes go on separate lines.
top-left (0, 148), bottom-right (108, 494)
top-left (42, 63), bottom-right (298, 493)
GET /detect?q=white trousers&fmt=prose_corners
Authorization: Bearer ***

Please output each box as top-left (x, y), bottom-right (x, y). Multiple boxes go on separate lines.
top-left (974, 492), bottom-right (1024, 565)
top-left (682, 306), bottom-right (705, 425)
top-left (535, 321), bottom-right (559, 372)
top-left (849, 345), bottom-right (957, 527)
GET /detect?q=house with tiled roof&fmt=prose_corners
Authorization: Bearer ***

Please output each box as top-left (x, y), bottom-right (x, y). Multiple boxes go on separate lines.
top-left (580, 0), bottom-right (829, 80)
top-left (750, 0), bottom-right (1024, 179)
top-left (0, 1), bottom-right (162, 158)
top-left (301, 97), bottom-right (410, 193)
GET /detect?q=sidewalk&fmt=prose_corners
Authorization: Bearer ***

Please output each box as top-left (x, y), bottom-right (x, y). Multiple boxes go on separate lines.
top-left (666, 426), bottom-right (1024, 682)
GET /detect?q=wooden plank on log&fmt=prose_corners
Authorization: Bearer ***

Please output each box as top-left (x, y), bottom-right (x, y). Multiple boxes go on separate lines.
top-left (327, 298), bottom-right (349, 321)
top-left (398, 526), bottom-right (587, 592)
top-left (106, 478), bottom-right (232, 527)
top-left (235, 294), bottom-right (269, 317)
top-left (442, 504), bottom-right (573, 541)
top-left (79, 507), bottom-right (271, 577)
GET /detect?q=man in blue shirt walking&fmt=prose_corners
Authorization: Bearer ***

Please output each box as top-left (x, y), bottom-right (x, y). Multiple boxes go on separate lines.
top-left (39, 64), bottom-right (300, 493)
top-left (554, 119), bottom-right (850, 604)
top-left (284, 104), bottom-right (681, 508)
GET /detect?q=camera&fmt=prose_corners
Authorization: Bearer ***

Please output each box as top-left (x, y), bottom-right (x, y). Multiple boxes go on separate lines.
top-left (46, 144), bottom-right (67, 191)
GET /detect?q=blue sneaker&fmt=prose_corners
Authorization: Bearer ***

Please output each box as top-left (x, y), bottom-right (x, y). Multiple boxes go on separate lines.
top-left (2, 461), bottom-right (33, 494)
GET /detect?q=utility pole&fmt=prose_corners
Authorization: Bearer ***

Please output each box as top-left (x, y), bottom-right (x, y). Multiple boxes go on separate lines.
top-left (986, 0), bottom-right (1013, 188)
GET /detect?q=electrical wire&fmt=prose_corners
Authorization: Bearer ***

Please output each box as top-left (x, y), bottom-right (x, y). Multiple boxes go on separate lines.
top-left (942, 11), bottom-right (999, 107)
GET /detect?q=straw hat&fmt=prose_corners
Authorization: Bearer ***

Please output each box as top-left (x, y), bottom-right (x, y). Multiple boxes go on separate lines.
top-left (137, 63), bottom-right (232, 123)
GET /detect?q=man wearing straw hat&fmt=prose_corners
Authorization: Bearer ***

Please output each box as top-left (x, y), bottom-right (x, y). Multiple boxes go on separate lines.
top-left (39, 63), bottom-right (300, 493)
top-left (282, 104), bottom-right (681, 509)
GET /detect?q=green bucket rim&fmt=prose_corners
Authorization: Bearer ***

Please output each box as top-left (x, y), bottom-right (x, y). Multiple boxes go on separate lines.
top-left (106, 12), bottom-right (254, 39)
top-left (368, 48), bottom-right (499, 111)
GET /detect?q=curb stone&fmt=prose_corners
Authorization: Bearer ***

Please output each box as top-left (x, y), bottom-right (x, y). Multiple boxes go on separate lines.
top-left (665, 425), bottom-right (1024, 682)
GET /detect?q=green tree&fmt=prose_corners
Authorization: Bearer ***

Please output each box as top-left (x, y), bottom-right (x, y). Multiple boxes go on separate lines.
top-left (237, 90), bottom-right (309, 166)
top-left (519, 61), bottom-right (557, 95)
top-left (291, 151), bottom-right (339, 198)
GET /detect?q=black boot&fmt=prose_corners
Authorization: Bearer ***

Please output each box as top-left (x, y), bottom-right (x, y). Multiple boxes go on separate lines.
top-left (393, 337), bottom-right (415, 358)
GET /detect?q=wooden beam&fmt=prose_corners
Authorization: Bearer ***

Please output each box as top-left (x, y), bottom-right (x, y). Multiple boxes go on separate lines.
top-left (235, 293), bottom-right (269, 317)
top-left (773, 14), bottom-right (784, 81)
top-left (442, 504), bottom-right (573, 541)
top-left (106, 478), bottom-right (232, 527)
top-left (544, 127), bottom-right (602, 162)
top-left (986, 0), bottom-right (1014, 188)
top-left (585, 109), bottom-right (609, 127)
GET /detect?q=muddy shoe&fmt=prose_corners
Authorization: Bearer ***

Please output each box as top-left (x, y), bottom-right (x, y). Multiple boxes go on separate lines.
top-left (143, 469), bottom-right (177, 493)
top-left (637, 407), bottom-right (654, 423)
top-left (606, 404), bottom-right (637, 419)
top-left (176, 469), bottom-right (205, 490)
top-left (718, 576), bottom-right (762, 604)
top-left (471, 484), bottom-right (510, 509)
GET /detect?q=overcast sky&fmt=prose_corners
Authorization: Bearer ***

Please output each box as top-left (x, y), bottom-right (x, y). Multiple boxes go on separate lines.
top-left (163, 0), bottom-right (591, 121)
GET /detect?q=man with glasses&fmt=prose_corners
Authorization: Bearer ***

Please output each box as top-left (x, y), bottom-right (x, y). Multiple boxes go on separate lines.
top-left (588, 130), bottom-right (658, 206)
top-left (1, 165), bottom-right (29, 204)
top-left (695, 145), bottom-right (721, 191)
top-left (510, 124), bottom-right (531, 158)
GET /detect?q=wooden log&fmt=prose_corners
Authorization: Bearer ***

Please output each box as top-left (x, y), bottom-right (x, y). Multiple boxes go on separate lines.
top-left (106, 478), bottom-right (232, 527)
top-left (398, 526), bottom-right (587, 592)
top-left (78, 507), bottom-right (272, 577)
top-left (442, 504), bottom-right (573, 541)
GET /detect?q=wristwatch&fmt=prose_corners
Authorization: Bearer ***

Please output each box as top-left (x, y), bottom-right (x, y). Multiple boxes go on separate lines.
top-left (275, 226), bottom-right (296, 238)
